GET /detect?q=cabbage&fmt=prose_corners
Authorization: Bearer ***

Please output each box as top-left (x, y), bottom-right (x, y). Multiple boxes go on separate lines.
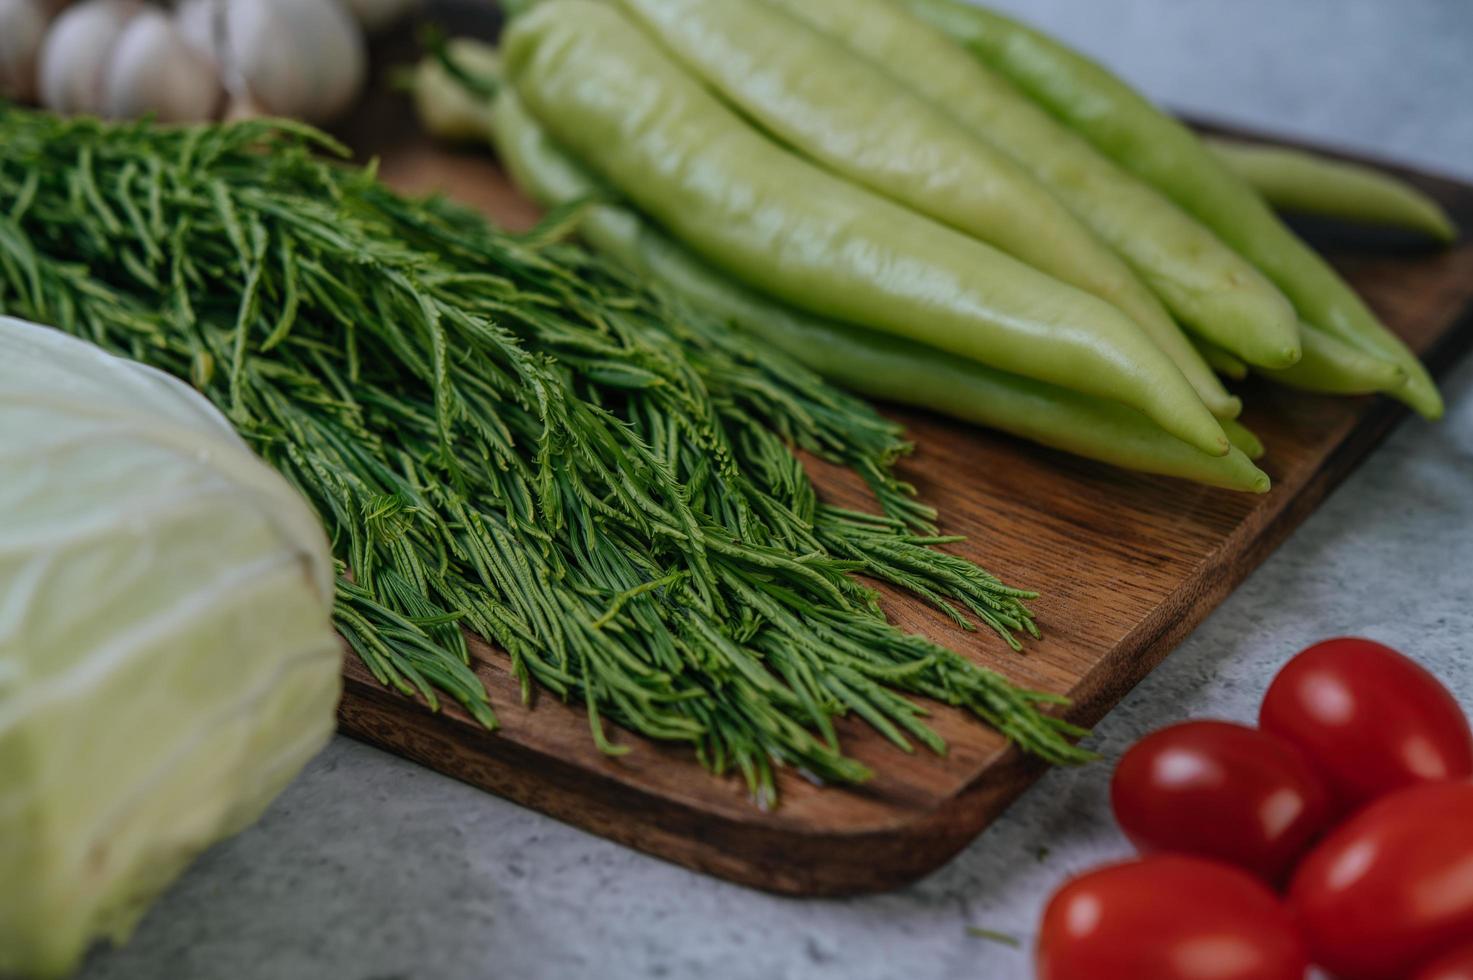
top-left (0, 317), bottom-right (342, 978)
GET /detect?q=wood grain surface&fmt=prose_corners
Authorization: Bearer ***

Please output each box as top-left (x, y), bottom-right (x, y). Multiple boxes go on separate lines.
top-left (331, 13), bottom-right (1473, 895)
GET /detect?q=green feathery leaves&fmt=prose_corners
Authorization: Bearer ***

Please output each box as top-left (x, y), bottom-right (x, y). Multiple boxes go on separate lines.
top-left (0, 106), bottom-right (1089, 804)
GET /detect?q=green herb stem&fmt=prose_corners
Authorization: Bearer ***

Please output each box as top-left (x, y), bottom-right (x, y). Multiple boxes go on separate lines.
top-left (0, 107), bottom-right (1089, 803)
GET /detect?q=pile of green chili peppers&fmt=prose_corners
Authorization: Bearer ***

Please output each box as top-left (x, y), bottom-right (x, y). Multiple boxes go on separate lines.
top-left (415, 0), bottom-right (1455, 492)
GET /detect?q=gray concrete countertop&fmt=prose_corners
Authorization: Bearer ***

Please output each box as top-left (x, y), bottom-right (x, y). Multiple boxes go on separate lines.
top-left (80, 3), bottom-right (1473, 979)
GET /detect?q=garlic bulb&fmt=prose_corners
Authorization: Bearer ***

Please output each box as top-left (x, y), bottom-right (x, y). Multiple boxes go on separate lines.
top-left (37, 0), bottom-right (142, 115)
top-left (33, 0), bottom-right (367, 126)
top-left (178, 0), bottom-right (366, 124)
top-left (39, 0), bottom-right (217, 122)
top-left (0, 0), bottom-right (48, 102)
top-left (100, 7), bottom-right (221, 121)
top-left (341, 0), bottom-right (421, 32)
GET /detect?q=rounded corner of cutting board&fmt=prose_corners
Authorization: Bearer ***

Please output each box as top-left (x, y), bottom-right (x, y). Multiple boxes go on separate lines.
top-left (339, 656), bottom-right (1048, 895)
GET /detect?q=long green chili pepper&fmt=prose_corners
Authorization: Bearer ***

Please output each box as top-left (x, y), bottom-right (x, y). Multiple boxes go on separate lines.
top-left (502, 1), bottom-right (1233, 458)
top-left (454, 73), bottom-right (1270, 492)
top-left (900, 0), bottom-right (1444, 419)
top-left (1258, 323), bottom-right (1407, 396)
top-left (610, 0), bottom-right (1239, 421)
top-left (1192, 335), bottom-right (1249, 381)
top-left (763, 0), bottom-right (1301, 372)
top-left (1220, 418), bottom-right (1265, 461)
top-left (0, 105), bottom-right (1092, 804)
top-left (1205, 139), bottom-right (1457, 242)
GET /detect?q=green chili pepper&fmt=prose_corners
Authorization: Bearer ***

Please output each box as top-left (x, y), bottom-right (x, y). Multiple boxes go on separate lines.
top-left (763, 0), bottom-right (1300, 372)
top-left (610, 0), bottom-right (1238, 421)
top-left (899, 0), bottom-right (1443, 419)
top-left (502, 1), bottom-right (1231, 456)
top-left (625, 231), bottom-right (1271, 489)
top-left (1192, 336), bottom-right (1248, 381)
top-left (412, 43), bottom-right (499, 140)
top-left (1187, 315), bottom-right (1399, 395)
top-left (1221, 418), bottom-right (1265, 461)
top-left (473, 78), bottom-right (1269, 492)
top-left (1205, 139), bottom-right (1457, 242)
top-left (1257, 323), bottom-right (1406, 395)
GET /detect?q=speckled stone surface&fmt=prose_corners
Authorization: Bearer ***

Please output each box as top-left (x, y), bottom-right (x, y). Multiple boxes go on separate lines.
top-left (79, 3), bottom-right (1473, 979)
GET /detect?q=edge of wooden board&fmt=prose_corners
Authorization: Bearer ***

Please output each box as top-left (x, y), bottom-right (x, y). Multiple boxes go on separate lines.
top-left (338, 293), bottom-right (1472, 896)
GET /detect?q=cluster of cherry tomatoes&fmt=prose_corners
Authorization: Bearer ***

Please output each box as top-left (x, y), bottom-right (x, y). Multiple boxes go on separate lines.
top-left (1036, 637), bottom-right (1473, 980)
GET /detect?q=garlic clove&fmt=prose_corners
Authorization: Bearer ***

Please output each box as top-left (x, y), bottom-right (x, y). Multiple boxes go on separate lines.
top-left (0, 0), bottom-right (48, 102)
top-left (173, 0), bottom-right (225, 69)
top-left (226, 0), bottom-right (365, 124)
top-left (101, 7), bottom-right (221, 122)
top-left (220, 1), bottom-right (300, 118)
top-left (37, 0), bottom-right (145, 115)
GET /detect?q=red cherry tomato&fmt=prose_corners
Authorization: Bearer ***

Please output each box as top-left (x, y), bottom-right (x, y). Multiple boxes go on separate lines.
top-left (1037, 855), bottom-right (1308, 980)
top-left (1417, 943), bottom-right (1473, 980)
top-left (1289, 781), bottom-right (1473, 980)
top-left (1260, 637), bottom-right (1472, 808)
top-left (1111, 720), bottom-right (1333, 881)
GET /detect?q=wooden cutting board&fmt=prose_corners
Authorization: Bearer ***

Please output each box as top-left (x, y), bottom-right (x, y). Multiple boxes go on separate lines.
top-left (332, 9), bottom-right (1473, 896)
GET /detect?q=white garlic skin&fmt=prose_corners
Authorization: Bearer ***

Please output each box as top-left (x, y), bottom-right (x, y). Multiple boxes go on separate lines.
top-left (172, 0), bottom-right (222, 68)
top-left (37, 0), bottom-right (369, 125)
top-left (37, 0), bottom-right (143, 115)
top-left (224, 0), bottom-right (366, 123)
top-left (101, 7), bottom-right (220, 122)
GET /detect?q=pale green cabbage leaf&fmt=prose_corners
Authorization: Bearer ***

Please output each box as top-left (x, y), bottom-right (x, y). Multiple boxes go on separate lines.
top-left (0, 317), bottom-right (342, 978)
